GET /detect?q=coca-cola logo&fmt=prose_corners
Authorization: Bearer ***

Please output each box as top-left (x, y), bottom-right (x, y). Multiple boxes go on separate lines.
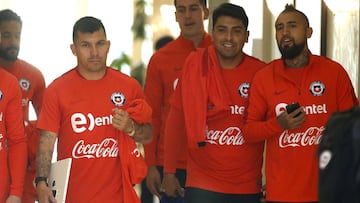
top-left (72, 138), bottom-right (119, 159)
top-left (206, 127), bottom-right (245, 145)
top-left (173, 78), bottom-right (179, 90)
top-left (279, 126), bottom-right (324, 148)
top-left (0, 134), bottom-right (3, 151)
top-left (0, 133), bottom-right (2, 149)
top-left (132, 148), bottom-right (141, 158)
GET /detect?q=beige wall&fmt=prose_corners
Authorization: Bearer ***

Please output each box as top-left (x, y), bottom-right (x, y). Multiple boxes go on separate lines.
top-left (208, 0), bottom-right (228, 31)
top-left (326, 9), bottom-right (359, 95)
top-left (152, 0), bottom-right (174, 43)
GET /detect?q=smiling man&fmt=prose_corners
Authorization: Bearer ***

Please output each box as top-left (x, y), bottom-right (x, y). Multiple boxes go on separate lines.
top-left (162, 3), bottom-right (266, 203)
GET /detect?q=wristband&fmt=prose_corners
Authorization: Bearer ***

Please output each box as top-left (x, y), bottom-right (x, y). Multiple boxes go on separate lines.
top-left (127, 120), bottom-right (136, 137)
top-left (35, 176), bottom-right (48, 187)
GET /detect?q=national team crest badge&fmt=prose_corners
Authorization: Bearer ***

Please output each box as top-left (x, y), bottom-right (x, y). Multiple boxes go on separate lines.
top-left (19, 78), bottom-right (31, 92)
top-left (238, 82), bottom-right (250, 98)
top-left (111, 92), bottom-right (126, 106)
top-left (309, 81), bottom-right (325, 96)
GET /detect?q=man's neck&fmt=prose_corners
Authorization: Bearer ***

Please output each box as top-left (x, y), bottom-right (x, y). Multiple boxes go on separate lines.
top-left (0, 58), bottom-right (14, 68)
top-left (218, 52), bottom-right (244, 69)
top-left (182, 31), bottom-right (206, 48)
top-left (284, 50), bottom-right (310, 68)
top-left (77, 67), bottom-right (107, 80)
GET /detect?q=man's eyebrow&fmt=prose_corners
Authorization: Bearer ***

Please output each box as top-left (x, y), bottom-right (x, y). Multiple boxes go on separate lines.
top-left (276, 20), bottom-right (297, 26)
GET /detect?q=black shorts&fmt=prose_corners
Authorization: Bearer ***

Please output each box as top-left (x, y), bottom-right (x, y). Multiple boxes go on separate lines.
top-left (184, 187), bottom-right (263, 203)
top-left (267, 202), bottom-right (318, 203)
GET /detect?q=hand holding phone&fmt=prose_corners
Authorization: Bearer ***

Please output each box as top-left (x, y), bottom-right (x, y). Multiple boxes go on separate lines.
top-left (286, 102), bottom-right (301, 117)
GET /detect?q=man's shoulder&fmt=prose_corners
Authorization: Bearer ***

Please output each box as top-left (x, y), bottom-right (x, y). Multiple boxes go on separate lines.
top-left (10, 59), bottom-right (45, 81)
top-left (155, 39), bottom-right (181, 54)
top-left (15, 59), bottom-right (42, 72)
top-left (252, 59), bottom-right (281, 77)
top-left (154, 36), bottom-right (196, 55)
top-left (310, 54), bottom-right (343, 68)
top-left (0, 68), bottom-right (18, 83)
top-left (244, 54), bottom-right (267, 67)
top-left (48, 68), bottom-right (76, 86)
top-left (0, 68), bottom-right (20, 96)
top-left (106, 67), bottom-right (139, 86)
top-left (107, 67), bottom-right (132, 78)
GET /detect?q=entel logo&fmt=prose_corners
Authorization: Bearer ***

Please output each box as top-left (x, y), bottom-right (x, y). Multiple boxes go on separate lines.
top-left (173, 78), bottom-right (179, 90)
top-left (0, 133), bottom-right (3, 151)
top-left (71, 113), bottom-right (113, 133)
top-left (275, 103), bottom-right (327, 116)
top-left (230, 105), bottom-right (245, 115)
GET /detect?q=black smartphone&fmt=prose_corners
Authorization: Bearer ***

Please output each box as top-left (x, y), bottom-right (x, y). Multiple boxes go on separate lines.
top-left (286, 102), bottom-right (301, 117)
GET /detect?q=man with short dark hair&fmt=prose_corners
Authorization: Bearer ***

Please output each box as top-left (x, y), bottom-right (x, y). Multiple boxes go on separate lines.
top-left (143, 0), bottom-right (212, 201)
top-left (35, 16), bottom-right (153, 203)
top-left (163, 3), bottom-right (266, 203)
top-left (0, 30), bottom-right (27, 203)
top-left (0, 9), bottom-right (46, 203)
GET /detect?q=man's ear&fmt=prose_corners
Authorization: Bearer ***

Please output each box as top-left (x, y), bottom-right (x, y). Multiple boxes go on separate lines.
top-left (70, 44), bottom-right (76, 56)
top-left (203, 7), bottom-right (210, 20)
top-left (306, 27), bottom-right (313, 39)
top-left (106, 40), bottom-right (111, 54)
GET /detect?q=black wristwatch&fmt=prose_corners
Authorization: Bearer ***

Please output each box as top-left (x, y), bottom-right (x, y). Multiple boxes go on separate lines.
top-left (35, 176), bottom-right (48, 187)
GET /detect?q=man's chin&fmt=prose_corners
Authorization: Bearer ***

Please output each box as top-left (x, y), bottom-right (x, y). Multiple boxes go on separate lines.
top-left (1, 56), bottom-right (18, 62)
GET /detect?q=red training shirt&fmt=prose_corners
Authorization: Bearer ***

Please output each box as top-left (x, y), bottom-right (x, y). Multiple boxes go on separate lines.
top-left (144, 33), bottom-right (212, 169)
top-left (3, 59), bottom-right (45, 202)
top-left (0, 68), bottom-right (27, 201)
top-left (37, 67), bottom-right (145, 203)
top-left (165, 46), bottom-right (266, 194)
top-left (243, 53), bottom-right (359, 202)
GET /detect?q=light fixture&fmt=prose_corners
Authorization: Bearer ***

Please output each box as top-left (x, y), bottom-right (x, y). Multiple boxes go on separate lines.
top-left (266, 0), bottom-right (294, 16)
top-left (324, 0), bottom-right (359, 13)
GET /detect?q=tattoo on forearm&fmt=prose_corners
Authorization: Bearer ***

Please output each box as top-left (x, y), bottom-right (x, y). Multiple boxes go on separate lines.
top-left (133, 123), bottom-right (152, 143)
top-left (134, 122), bottom-right (142, 135)
top-left (36, 131), bottom-right (56, 177)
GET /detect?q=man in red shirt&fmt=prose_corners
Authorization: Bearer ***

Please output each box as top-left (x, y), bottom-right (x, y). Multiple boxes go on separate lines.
top-left (0, 32), bottom-right (27, 203)
top-left (0, 9), bottom-right (45, 203)
top-left (163, 3), bottom-right (266, 203)
top-left (140, 35), bottom-right (174, 203)
top-left (35, 16), bottom-right (153, 203)
top-left (143, 0), bottom-right (212, 201)
top-left (243, 4), bottom-right (359, 203)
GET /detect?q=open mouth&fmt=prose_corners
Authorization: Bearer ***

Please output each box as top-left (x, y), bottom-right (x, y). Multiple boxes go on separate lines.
top-left (281, 37), bottom-right (293, 47)
top-left (184, 22), bottom-right (195, 27)
top-left (223, 42), bottom-right (233, 48)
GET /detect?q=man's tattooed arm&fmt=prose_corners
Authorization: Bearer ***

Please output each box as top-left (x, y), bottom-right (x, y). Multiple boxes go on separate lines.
top-left (36, 130), bottom-right (57, 177)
